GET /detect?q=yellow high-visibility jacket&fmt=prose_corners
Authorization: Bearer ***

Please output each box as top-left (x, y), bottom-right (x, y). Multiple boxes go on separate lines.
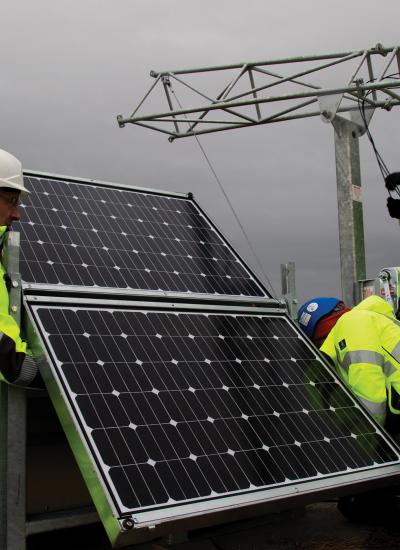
top-left (321, 295), bottom-right (400, 426)
top-left (0, 226), bottom-right (37, 385)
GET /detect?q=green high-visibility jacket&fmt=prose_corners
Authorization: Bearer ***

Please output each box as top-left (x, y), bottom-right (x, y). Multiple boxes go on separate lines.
top-left (321, 295), bottom-right (400, 426)
top-left (0, 226), bottom-right (37, 385)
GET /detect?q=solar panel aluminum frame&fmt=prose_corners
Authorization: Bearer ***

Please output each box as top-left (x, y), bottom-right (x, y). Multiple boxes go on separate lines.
top-left (22, 284), bottom-right (276, 307)
top-left (25, 295), bottom-right (400, 547)
top-left (24, 170), bottom-right (190, 198)
top-left (21, 171), bottom-right (270, 302)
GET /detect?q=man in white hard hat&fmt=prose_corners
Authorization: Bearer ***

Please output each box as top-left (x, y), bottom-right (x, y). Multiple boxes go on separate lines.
top-left (0, 149), bottom-right (38, 385)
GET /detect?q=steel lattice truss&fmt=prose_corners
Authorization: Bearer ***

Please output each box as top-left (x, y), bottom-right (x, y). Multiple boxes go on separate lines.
top-left (117, 44), bottom-right (400, 140)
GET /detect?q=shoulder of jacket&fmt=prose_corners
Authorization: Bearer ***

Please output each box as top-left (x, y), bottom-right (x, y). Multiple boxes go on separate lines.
top-left (335, 308), bottom-right (377, 327)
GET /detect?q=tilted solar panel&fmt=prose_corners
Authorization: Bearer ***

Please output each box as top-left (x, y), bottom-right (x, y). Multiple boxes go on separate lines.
top-left (28, 300), bottom-right (400, 545)
top-left (17, 174), bottom-right (267, 298)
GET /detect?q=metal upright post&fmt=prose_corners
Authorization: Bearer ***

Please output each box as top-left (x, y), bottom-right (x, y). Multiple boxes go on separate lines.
top-left (281, 262), bottom-right (298, 319)
top-left (332, 116), bottom-right (366, 307)
top-left (0, 231), bottom-right (26, 550)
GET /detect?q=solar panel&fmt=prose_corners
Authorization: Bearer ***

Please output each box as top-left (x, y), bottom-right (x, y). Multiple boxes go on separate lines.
top-left (17, 174), bottom-right (267, 299)
top-left (28, 300), bottom-right (400, 544)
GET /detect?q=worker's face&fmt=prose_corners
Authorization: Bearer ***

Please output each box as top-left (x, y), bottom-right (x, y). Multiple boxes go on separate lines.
top-left (0, 190), bottom-right (21, 227)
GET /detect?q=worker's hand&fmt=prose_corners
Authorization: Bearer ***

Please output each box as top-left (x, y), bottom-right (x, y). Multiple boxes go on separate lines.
top-left (0, 334), bottom-right (38, 386)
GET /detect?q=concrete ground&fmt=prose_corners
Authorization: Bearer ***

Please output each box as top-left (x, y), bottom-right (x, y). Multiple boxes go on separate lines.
top-left (27, 501), bottom-right (400, 550)
top-left (204, 502), bottom-right (400, 549)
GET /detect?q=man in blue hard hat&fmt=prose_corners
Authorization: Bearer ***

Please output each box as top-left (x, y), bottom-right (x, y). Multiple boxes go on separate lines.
top-left (298, 294), bottom-right (400, 430)
top-left (297, 294), bottom-right (400, 520)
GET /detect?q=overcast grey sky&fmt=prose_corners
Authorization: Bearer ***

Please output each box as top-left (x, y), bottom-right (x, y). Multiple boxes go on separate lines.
top-left (1, 0), bottom-right (400, 303)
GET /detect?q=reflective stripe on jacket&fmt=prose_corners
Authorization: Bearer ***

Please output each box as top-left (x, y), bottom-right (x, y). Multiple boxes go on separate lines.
top-left (321, 295), bottom-right (400, 426)
top-left (0, 226), bottom-right (36, 385)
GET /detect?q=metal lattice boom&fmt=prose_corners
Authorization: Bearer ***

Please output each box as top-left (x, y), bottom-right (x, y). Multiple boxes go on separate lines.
top-left (117, 44), bottom-right (400, 140)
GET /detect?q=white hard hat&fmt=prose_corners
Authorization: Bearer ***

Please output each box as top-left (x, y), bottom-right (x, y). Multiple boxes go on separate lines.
top-left (0, 149), bottom-right (30, 195)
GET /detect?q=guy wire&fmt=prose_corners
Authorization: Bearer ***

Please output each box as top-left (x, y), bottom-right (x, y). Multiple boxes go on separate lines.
top-left (169, 85), bottom-right (279, 300)
top-left (357, 75), bottom-right (400, 197)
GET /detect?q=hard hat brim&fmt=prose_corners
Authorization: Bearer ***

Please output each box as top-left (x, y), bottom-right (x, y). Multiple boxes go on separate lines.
top-left (0, 178), bottom-right (30, 195)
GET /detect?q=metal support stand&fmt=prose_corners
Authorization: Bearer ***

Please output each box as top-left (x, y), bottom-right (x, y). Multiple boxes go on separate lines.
top-left (332, 116), bottom-right (366, 307)
top-left (0, 385), bottom-right (27, 550)
top-left (0, 231), bottom-right (27, 550)
top-left (281, 262), bottom-right (298, 319)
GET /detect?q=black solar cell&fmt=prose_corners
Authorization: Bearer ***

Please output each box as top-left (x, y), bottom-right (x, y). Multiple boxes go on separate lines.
top-left (17, 175), bottom-right (267, 297)
top-left (32, 304), bottom-right (400, 515)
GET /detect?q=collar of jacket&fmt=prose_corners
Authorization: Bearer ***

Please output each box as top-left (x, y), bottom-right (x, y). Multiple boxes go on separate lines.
top-left (0, 226), bottom-right (7, 250)
top-left (352, 295), bottom-right (395, 318)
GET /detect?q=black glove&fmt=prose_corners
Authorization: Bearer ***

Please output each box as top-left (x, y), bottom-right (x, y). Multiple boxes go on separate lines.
top-left (387, 197), bottom-right (400, 219)
top-left (385, 172), bottom-right (400, 191)
top-left (0, 333), bottom-right (37, 385)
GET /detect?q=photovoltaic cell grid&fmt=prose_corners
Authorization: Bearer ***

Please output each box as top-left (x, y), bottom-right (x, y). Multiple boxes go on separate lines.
top-left (32, 305), bottom-right (400, 515)
top-left (17, 176), bottom-right (267, 297)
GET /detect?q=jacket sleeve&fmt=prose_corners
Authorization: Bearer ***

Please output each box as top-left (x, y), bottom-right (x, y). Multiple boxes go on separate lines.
top-left (332, 312), bottom-right (387, 426)
top-left (378, 321), bottom-right (400, 416)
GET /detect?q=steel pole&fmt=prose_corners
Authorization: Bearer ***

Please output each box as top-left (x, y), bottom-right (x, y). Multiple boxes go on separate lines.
top-left (0, 231), bottom-right (26, 550)
top-left (332, 116), bottom-right (366, 306)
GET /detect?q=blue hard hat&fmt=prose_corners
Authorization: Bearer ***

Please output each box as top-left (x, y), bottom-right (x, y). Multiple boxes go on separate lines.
top-left (297, 297), bottom-right (341, 338)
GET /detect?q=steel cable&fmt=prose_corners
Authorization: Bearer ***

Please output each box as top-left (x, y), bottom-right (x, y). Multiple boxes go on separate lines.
top-left (169, 84), bottom-right (279, 300)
